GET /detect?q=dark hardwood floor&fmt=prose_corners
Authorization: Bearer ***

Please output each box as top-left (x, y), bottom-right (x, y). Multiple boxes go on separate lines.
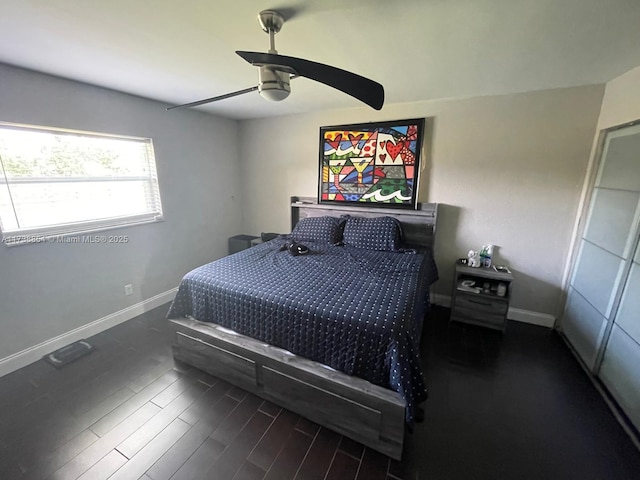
top-left (1, 304), bottom-right (639, 480)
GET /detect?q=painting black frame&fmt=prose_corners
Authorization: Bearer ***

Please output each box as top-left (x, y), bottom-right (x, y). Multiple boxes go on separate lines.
top-left (317, 118), bottom-right (425, 209)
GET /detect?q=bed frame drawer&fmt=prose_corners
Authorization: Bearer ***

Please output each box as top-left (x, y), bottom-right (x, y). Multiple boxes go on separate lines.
top-left (169, 317), bottom-right (406, 460)
top-left (261, 366), bottom-right (381, 443)
top-left (174, 331), bottom-right (257, 390)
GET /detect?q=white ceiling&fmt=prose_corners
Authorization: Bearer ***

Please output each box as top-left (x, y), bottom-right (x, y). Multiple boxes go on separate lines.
top-left (1, 0), bottom-right (640, 120)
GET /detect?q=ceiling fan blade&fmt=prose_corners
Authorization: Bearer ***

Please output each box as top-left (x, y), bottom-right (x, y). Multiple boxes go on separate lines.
top-left (236, 51), bottom-right (384, 110)
top-left (166, 86), bottom-right (259, 111)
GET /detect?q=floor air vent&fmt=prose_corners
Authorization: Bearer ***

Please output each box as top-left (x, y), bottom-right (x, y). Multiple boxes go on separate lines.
top-left (45, 340), bottom-right (94, 367)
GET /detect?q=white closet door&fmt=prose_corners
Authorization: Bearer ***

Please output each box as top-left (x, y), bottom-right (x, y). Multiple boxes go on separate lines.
top-left (562, 125), bottom-right (640, 370)
top-left (600, 241), bottom-right (640, 431)
top-left (613, 261), bottom-right (640, 345)
top-left (600, 327), bottom-right (640, 430)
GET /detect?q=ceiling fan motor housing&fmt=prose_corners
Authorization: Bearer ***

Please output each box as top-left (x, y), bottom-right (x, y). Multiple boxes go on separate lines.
top-left (258, 66), bottom-right (290, 101)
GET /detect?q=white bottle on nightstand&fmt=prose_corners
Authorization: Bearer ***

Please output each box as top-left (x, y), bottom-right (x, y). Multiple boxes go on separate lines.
top-left (481, 244), bottom-right (493, 268)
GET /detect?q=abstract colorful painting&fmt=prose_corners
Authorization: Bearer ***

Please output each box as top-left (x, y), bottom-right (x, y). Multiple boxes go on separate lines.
top-left (318, 118), bottom-right (425, 209)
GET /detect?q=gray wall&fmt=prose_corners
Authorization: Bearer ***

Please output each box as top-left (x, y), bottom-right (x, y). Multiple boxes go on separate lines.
top-left (0, 63), bottom-right (242, 359)
top-left (238, 85), bottom-right (604, 318)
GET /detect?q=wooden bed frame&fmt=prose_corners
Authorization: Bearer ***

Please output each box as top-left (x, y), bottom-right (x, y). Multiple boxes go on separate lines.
top-left (169, 196), bottom-right (438, 460)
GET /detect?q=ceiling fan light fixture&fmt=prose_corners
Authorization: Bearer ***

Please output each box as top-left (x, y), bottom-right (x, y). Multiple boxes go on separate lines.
top-left (258, 66), bottom-right (291, 101)
top-left (166, 9), bottom-right (384, 112)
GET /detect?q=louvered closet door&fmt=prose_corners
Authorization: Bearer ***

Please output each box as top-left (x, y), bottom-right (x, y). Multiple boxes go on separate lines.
top-left (599, 241), bottom-right (640, 430)
top-left (562, 124), bottom-right (640, 370)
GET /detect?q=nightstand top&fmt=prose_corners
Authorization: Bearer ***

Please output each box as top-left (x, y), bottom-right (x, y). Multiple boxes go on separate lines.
top-left (455, 264), bottom-right (513, 281)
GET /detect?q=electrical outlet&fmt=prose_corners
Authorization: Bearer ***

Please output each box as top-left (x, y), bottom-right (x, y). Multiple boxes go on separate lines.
top-left (124, 284), bottom-right (133, 296)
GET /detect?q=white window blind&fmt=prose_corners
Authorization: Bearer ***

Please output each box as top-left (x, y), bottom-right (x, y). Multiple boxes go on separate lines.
top-left (0, 122), bottom-right (163, 245)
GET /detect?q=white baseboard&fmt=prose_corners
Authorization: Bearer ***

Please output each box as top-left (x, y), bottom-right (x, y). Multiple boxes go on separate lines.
top-left (0, 287), bottom-right (178, 378)
top-left (508, 307), bottom-right (556, 328)
top-left (431, 294), bottom-right (556, 329)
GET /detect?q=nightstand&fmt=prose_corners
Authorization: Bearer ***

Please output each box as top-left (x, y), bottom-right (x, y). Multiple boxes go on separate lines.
top-left (450, 264), bottom-right (514, 331)
top-left (228, 234), bottom-right (259, 255)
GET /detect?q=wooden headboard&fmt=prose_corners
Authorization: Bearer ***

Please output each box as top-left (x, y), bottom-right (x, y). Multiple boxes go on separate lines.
top-left (290, 196), bottom-right (438, 251)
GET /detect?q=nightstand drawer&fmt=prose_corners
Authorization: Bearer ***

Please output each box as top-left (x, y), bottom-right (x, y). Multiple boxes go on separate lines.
top-left (455, 293), bottom-right (508, 315)
top-left (451, 305), bottom-right (506, 328)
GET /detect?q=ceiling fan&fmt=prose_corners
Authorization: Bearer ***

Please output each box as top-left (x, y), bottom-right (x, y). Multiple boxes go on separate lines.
top-left (167, 10), bottom-right (384, 111)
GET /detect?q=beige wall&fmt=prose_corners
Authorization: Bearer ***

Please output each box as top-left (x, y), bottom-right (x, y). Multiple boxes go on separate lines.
top-left (239, 85), bottom-right (604, 317)
top-left (598, 65), bottom-right (640, 129)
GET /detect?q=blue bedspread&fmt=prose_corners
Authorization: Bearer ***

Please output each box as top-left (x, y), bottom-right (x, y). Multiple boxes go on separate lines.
top-left (167, 239), bottom-right (438, 422)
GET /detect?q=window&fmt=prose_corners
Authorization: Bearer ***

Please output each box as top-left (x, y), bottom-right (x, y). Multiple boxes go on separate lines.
top-left (0, 122), bottom-right (163, 245)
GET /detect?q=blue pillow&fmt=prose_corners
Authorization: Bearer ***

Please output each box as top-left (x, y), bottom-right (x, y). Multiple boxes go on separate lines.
top-left (292, 216), bottom-right (343, 244)
top-left (343, 216), bottom-right (402, 251)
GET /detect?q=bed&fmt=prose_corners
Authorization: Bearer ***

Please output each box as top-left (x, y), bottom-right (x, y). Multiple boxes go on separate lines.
top-left (167, 197), bottom-right (438, 459)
